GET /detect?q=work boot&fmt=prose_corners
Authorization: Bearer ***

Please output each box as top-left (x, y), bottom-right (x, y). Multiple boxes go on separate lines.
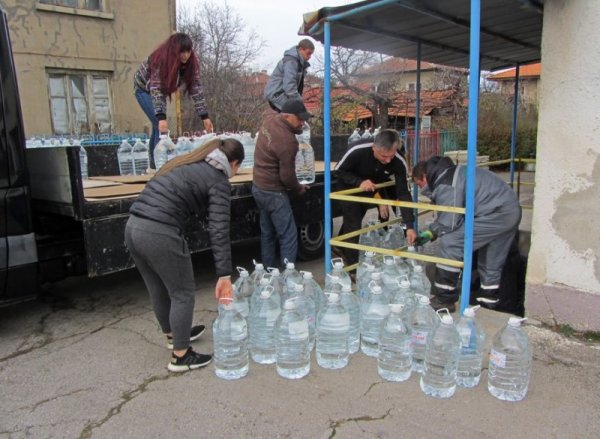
top-left (476, 288), bottom-right (500, 310)
top-left (429, 295), bottom-right (456, 313)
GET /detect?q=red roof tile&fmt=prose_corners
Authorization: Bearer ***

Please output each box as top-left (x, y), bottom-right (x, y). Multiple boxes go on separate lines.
top-left (488, 63), bottom-right (541, 80)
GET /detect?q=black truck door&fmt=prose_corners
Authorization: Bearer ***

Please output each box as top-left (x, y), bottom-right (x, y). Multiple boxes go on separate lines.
top-left (0, 8), bottom-right (38, 303)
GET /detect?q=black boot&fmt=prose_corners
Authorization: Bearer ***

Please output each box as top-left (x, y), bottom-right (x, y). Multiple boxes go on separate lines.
top-left (475, 288), bottom-right (500, 310)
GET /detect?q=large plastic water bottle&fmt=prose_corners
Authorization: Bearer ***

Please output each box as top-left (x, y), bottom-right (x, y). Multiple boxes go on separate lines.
top-left (153, 134), bottom-right (169, 170)
top-left (295, 122), bottom-right (315, 184)
top-left (394, 255), bottom-right (411, 279)
top-left (117, 139), bottom-right (134, 176)
top-left (301, 271), bottom-right (326, 313)
top-left (239, 132), bottom-right (255, 169)
top-left (358, 222), bottom-right (382, 261)
top-left (250, 260), bottom-right (266, 289)
top-left (378, 303), bottom-right (412, 382)
top-left (347, 128), bottom-right (361, 145)
top-left (488, 317), bottom-right (531, 401)
top-left (316, 293), bottom-right (350, 369)
top-left (456, 305), bottom-right (486, 388)
top-left (213, 299), bottom-right (249, 380)
top-left (275, 298), bottom-right (311, 379)
top-left (77, 141), bottom-right (88, 180)
top-left (420, 312), bottom-right (461, 398)
top-left (250, 275), bottom-right (271, 311)
top-left (267, 267), bottom-right (285, 304)
top-left (328, 258), bottom-right (352, 289)
top-left (390, 276), bottom-right (416, 316)
top-left (358, 269), bottom-right (383, 302)
top-left (381, 223), bottom-right (406, 251)
top-left (381, 256), bottom-right (400, 297)
top-left (338, 284), bottom-right (361, 354)
top-left (176, 136), bottom-right (193, 156)
top-left (287, 282), bottom-right (316, 351)
top-left (233, 267), bottom-right (253, 319)
top-left (249, 286), bottom-right (281, 364)
top-left (132, 138), bottom-right (149, 175)
top-left (360, 282), bottom-right (390, 357)
top-left (282, 258), bottom-right (302, 297)
top-left (409, 295), bottom-right (438, 374)
top-left (409, 264), bottom-right (431, 297)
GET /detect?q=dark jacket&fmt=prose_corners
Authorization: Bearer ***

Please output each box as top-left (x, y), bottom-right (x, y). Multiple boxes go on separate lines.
top-left (252, 114), bottom-right (304, 194)
top-left (133, 56), bottom-right (209, 122)
top-left (334, 142), bottom-right (415, 229)
top-left (129, 159), bottom-right (232, 277)
top-left (424, 156), bottom-right (520, 237)
top-left (263, 46), bottom-right (309, 111)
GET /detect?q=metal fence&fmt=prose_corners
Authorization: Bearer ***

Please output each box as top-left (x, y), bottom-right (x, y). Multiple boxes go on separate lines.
top-left (400, 129), bottom-right (460, 165)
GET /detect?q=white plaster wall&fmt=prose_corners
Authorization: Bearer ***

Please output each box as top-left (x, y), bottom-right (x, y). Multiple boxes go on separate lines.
top-left (527, 0), bottom-right (600, 294)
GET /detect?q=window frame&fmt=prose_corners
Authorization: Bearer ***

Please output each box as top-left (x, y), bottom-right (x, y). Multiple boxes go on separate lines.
top-left (36, 0), bottom-right (114, 20)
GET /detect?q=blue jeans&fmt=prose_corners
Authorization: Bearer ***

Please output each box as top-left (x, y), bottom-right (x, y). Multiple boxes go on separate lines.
top-left (135, 88), bottom-right (159, 169)
top-left (252, 185), bottom-right (298, 269)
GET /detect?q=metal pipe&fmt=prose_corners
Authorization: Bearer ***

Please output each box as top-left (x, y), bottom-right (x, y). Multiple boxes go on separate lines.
top-left (323, 21), bottom-right (332, 275)
top-left (413, 42), bottom-right (422, 232)
top-left (460, 0), bottom-right (481, 314)
top-left (510, 63), bottom-right (520, 188)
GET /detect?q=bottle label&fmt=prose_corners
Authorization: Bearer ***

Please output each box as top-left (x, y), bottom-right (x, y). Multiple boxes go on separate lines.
top-left (266, 309), bottom-right (280, 327)
top-left (288, 320), bottom-right (309, 340)
top-left (489, 349), bottom-right (507, 368)
top-left (411, 330), bottom-right (428, 345)
top-left (230, 321), bottom-right (247, 341)
top-left (458, 327), bottom-right (472, 347)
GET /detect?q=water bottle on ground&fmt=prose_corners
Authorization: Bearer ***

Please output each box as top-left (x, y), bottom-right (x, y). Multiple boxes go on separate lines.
top-left (176, 136), bottom-right (193, 156)
top-left (488, 317), bottom-right (531, 401)
top-left (358, 221), bottom-right (382, 261)
top-left (249, 286), bottom-right (281, 364)
top-left (282, 258), bottom-right (303, 297)
top-left (394, 256), bottom-right (411, 279)
top-left (233, 266), bottom-right (253, 319)
top-left (409, 295), bottom-right (438, 374)
top-left (316, 293), bottom-right (350, 369)
top-left (390, 276), bottom-right (416, 316)
top-left (275, 298), bottom-right (311, 379)
top-left (338, 284), bottom-right (361, 354)
top-left (357, 263), bottom-right (375, 299)
top-left (117, 139), bottom-right (133, 176)
top-left (250, 275), bottom-right (271, 311)
top-left (381, 223), bottom-right (406, 251)
top-left (295, 122), bottom-right (315, 184)
top-left (361, 251), bottom-right (382, 272)
top-left (360, 282), bottom-right (390, 357)
top-left (77, 141), bottom-right (88, 180)
top-left (358, 269), bottom-right (384, 302)
top-left (409, 264), bottom-right (431, 297)
top-left (381, 256), bottom-right (400, 297)
top-left (213, 299), bottom-right (249, 380)
top-left (267, 267), bottom-right (285, 305)
top-left (378, 304), bottom-right (412, 382)
top-left (153, 134), bottom-right (169, 170)
top-left (301, 271), bottom-right (326, 313)
top-left (132, 138), bottom-right (149, 175)
top-left (456, 305), bottom-right (486, 388)
top-left (328, 258), bottom-right (352, 289)
top-left (287, 282), bottom-right (316, 351)
top-left (250, 260), bottom-right (266, 288)
top-left (420, 311), bottom-right (461, 398)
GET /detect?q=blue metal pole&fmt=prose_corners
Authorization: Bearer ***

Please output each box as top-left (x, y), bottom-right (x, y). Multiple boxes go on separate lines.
top-left (413, 42), bottom-right (422, 232)
top-left (460, 0), bottom-right (481, 314)
top-left (509, 63), bottom-right (520, 188)
top-left (324, 21), bottom-right (332, 275)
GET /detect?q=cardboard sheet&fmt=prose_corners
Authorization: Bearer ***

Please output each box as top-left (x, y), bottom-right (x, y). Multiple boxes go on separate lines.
top-left (84, 183), bottom-right (146, 199)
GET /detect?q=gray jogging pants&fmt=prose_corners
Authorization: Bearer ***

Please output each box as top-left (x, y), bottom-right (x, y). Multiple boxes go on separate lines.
top-left (125, 215), bottom-right (196, 350)
top-left (437, 204), bottom-right (522, 289)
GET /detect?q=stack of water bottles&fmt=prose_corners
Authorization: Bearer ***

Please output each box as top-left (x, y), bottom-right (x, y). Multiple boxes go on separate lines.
top-left (213, 256), bottom-right (533, 403)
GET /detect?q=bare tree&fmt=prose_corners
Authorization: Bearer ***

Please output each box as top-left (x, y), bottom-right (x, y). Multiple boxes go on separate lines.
top-left (178, 2), bottom-right (265, 133)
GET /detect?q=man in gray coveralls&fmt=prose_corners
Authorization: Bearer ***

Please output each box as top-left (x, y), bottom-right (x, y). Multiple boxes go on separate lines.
top-left (412, 156), bottom-right (522, 312)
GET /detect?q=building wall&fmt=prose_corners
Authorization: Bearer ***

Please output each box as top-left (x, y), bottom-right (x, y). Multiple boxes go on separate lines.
top-left (1, 0), bottom-right (175, 137)
top-left (526, 0), bottom-right (600, 330)
top-left (498, 79), bottom-right (539, 106)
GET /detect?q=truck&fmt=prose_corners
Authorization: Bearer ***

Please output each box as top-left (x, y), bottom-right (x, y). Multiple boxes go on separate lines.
top-left (0, 10), bottom-right (329, 306)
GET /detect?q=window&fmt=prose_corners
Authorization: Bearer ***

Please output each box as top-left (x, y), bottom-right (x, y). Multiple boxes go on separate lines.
top-left (39, 0), bottom-right (102, 11)
top-left (47, 72), bottom-right (112, 135)
top-left (407, 83), bottom-right (416, 91)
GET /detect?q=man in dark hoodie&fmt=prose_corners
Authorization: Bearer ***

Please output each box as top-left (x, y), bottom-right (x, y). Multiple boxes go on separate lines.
top-left (264, 39), bottom-right (314, 112)
top-left (412, 156), bottom-right (522, 312)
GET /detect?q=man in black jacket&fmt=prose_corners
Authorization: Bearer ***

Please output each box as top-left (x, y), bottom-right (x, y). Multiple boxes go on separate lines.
top-left (334, 129), bottom-right (416, 265)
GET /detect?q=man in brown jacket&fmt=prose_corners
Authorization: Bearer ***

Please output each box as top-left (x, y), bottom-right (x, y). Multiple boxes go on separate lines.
top-left (252, 99), bottom-right (311, 268)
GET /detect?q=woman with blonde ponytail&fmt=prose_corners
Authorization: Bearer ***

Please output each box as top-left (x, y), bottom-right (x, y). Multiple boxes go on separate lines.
top-left (125, 138), bottom-right (244, 372)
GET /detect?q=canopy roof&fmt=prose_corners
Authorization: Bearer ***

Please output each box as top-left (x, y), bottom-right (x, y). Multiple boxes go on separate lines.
top-left (301, 0), bottom-right (543, 71)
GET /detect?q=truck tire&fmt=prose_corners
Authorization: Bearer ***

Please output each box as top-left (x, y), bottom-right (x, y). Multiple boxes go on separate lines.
top-left (297, 220), bottom-right (324, 261)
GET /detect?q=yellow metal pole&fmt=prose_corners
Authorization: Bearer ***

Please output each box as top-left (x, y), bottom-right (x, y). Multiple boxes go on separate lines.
top-left (175, 89), bottom-right (182, 137)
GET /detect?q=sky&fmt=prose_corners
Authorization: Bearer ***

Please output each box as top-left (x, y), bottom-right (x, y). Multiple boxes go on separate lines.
top-left (177, 0), bottom-right (354, 71)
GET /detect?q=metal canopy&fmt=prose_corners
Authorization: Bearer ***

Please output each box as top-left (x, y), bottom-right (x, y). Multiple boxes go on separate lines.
top-left (301, 0), bottom-right (543, 71)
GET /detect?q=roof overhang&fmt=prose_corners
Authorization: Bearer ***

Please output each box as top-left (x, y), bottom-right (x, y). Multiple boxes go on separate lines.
top-left (301, 0), bottom-right (543, 71)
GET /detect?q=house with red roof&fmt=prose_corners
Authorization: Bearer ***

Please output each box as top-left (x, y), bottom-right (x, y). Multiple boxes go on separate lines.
top-left (487, 62), bottom-right (541, 106)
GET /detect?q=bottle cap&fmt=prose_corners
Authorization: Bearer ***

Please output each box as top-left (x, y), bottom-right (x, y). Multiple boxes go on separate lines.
top-left (237, 266), bottom-right (249, 277)
top-left (399, 279), bottom-right (410, 289)
top-left (413, 265), bottom-right (423, 273)
top-left (284, 299), bottom-right (296, 310)
top-left (441, 315), bottom-right (454, 324)
top-left (370, 285), bottom-right (382, 294)
top-left (508, 317), bottom-right (526, 327)
top-left (333, 261), bottom-right (343, 269)
top-left (390, 303), bottom-right (404, 313)
top-left (286, 262), bottom-right (295, 269)
top-left (253, 259), bottom-right (264, 270)
top-left (407, 246), bottom-right (416, 252)
top-left (260, 287), bottom-right (273, 299)
top-left (259, 278), bottom-right (269, 286)
top-left (341, 284), bottom-right (352, 293)
top-left (294, 283), bottom-right (303, 292)
top-left (463, 305), bottom-right (480, 317)
top-left (301, 271), bottom-right (313, 279)
top-left (417, 295), bottom-right (430, 305)
top-left (328, 293), bottom-right (340, 303)
top-left (365, 251), bottom-right (376, 258)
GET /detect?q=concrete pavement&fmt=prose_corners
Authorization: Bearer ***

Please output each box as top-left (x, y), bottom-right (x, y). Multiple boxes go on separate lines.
top-left (0, 240), bottom-right (599, 439)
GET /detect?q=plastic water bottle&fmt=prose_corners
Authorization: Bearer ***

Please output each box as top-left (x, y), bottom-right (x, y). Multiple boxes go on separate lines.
top-left (409, 295), bottom-right (437, 374)
top-left (360, 282), bottom-right (390, 357)
top-left (250, 275), bottom-right (271, 312)
top-left (233, 267), bottom-right (253, 319)
top-left (390, 276), bottom-right (416, 316)
top-left (249, 286), bottom-right (281, 364)
top-left (488, 317), bottom-right (531, 401)
top-left (282, 259), bottom-right (302, 297)
top-left (378, 304), bottom-right (412, 382)
top-left (213, 299), bottom-right (249, 380)
top-left (275, 298), bottom-right (311, 379)
top-left (358, 269), bottom-right (383, 302)
top-left (117, 139), bottom-right (134, 176)
top-left (456, 305), bottom-right (486, 388)
top-left (267, 267), bottom-right (285, 304)
top-left (250, 260), bottom-right (266, 289)
top-left (347, 127), bottom-right (361, 145)
top-left (328, 258), bottom-right (352, 289)
top-left (301, 271), bottom-right (326, 313)
top-left (176, 136), bottom-right (193, 156)
top-left (239, 132), bottom-right (255, 169)
top-left (358, 221), bottom-right (382, 261)
top-left (420, 312), bottom-right (461, 398)
top-left (77, 142), bottom-right (88, 180)
top-left (381, 223), bottom-right (406, 251)
top-left (295, 122), bottom-right (315, 184)
top-left (132, 138), bottom-right (149, 175)
top-left (153, 135), bottom-right (169, 170)
top-left (409, 264), bottom-right (431, 297)
top-left (287, 283), bottom-right (316, 351)
top-left (338, 284), bottom-right (361, 354)
top-left (394, 256), bottom-right (411, 279)
top-left (381, 256), bottom-right (400, 297)
top-left (316, 293), bottom-right (349, 369)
